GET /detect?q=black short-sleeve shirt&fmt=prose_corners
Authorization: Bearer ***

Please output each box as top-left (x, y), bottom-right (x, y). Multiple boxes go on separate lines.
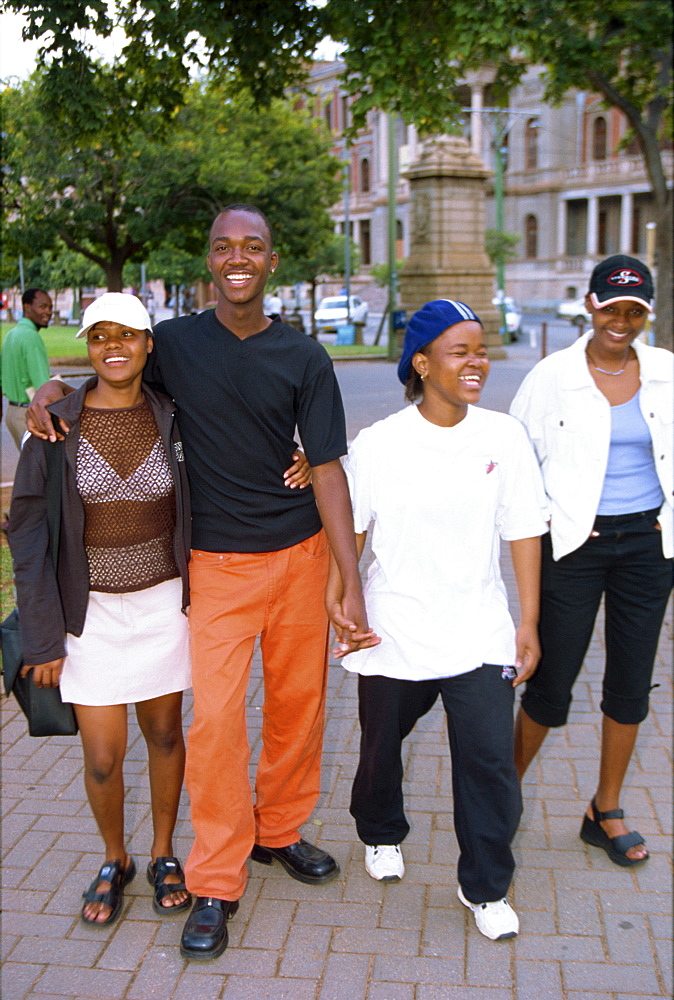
top-left (145, 311), bottom-right (347, 552)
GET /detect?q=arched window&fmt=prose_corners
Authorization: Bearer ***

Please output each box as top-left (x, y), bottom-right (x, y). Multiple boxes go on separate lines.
top-left (593, 116), bottom-right (607, 160)
top-left (525, 118), bottom-right (539, 170)
top-left (324, 99), bottom-right (333, 131)
top-left (360, 158), bottom-right (370, 193)
top-left (525, 214), bottom-right (538, 258)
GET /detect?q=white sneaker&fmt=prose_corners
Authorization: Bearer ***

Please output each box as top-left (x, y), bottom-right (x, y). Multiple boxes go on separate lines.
top-left (364, 844), bottom-right (405, 881)
top-left (457, 885), bottom-right (519, 940)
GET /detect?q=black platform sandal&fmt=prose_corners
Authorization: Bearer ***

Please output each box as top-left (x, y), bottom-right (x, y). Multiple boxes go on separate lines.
top-left (146, 856), bottom-right (192, 916)
top-left (580, 798), bottom-right (648, 867)
top-left (81, 857), bottom-right (137, 925)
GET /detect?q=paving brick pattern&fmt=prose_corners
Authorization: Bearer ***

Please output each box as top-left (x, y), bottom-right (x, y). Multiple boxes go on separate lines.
top-left (2, 350), bottom-right (672, 998)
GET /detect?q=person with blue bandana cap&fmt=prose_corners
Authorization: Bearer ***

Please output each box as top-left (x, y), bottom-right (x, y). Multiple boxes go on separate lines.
top-left (326, 299), bottom-right (549, 941)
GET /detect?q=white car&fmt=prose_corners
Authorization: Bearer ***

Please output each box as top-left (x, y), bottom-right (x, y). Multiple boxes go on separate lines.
top-left (314, 295), bottom-right (369, 333)
top-left (556, 297), bottom-right (591, 325)
top-left (492, 293), bottom-right (522, 339)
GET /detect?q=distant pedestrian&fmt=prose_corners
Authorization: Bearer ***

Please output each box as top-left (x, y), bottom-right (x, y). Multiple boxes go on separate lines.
top-left (2, 288), bottom-right (53, 449)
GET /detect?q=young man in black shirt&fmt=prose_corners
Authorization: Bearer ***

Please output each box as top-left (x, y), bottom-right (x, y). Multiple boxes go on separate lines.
top-left (27, 204), bottom-right (376, 960)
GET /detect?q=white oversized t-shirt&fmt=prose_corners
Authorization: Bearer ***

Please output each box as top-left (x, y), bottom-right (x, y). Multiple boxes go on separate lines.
top-left (343, 404), bottom-right (549, 681)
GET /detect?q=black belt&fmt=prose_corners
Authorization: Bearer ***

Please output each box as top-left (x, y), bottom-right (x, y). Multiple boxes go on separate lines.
top-left (8, 401), bottom-right (29, 407)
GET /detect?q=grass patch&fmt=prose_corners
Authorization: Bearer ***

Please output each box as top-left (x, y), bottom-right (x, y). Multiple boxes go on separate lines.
top-left (1, 487), bottom-right (14, 621)
top-left (1, 322), bottom-right (88, 362)
top-left (1, 541), bottom-right (14, 621)
top-left (324, 344), bottom-right (388, 358)
top-left (1, 321), bottom-right (389, 364)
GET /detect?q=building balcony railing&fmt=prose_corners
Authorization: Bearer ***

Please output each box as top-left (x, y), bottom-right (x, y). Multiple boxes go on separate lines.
top-left (505, 150), bottom-right (672, 190)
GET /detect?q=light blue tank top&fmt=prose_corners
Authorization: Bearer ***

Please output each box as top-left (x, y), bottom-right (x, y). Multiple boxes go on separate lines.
top-left (597, 390), bottom-right (664, 515)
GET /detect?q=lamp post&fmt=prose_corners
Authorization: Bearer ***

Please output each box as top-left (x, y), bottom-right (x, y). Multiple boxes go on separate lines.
top-left (493, 130), bottom-right (506, 332)
top-left (387, 113), bottom-right (398, 362)
top-left (465, 107), bottom-right (533, 341)
top-left (343, 139), bottom-right (351, 322)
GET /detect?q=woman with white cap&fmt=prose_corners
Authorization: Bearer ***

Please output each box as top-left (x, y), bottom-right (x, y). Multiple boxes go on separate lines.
top-left (510, 255), bottom-right (673, 867)
top-left (8, 293), bottom-right (195, 925)
top-left (327, 300), bottom-right (549, 940)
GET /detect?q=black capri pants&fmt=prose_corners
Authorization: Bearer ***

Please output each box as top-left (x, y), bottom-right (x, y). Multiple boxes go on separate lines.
top-left (521, 509), bottom-right (672, 728)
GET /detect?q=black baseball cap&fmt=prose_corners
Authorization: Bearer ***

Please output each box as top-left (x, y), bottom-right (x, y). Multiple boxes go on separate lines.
top-left (588, 255), bottom-right (654, 311)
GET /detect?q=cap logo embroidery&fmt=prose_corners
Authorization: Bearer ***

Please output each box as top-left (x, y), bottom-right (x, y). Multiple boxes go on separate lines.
top-left (607, 268), bottom-right (642, 287)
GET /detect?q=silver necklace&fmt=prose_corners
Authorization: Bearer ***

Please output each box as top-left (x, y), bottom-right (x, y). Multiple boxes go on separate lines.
top-left (587, 350), bottom-right (630, 376)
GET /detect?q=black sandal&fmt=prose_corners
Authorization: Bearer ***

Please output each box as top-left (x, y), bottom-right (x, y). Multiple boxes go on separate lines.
top-left (81, 857), bottom-right (136, 925)
top-left (580, 798), bottom-right (648, 867)
top-left (146, 856), bottom-right (192, 916)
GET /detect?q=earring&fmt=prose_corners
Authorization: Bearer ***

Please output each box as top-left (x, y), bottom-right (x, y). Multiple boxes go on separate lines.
top-left (420, 373), bottom-right (426, 381)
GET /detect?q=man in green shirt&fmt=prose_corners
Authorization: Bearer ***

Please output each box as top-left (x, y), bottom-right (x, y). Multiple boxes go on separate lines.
top-left (2, 288), bottom-right (53, 449)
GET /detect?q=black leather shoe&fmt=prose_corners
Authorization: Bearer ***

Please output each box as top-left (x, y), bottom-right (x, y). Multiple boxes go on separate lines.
top-left (180, 896), bottom-right (239, 960)
top-left (250, 839), bottom-right (340, 884)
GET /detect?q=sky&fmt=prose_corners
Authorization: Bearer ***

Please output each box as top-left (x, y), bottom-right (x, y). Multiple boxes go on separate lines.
top-left (0, 12), bottom-right (40, 81)
top-left (0, 10), bottom-right (342, 83)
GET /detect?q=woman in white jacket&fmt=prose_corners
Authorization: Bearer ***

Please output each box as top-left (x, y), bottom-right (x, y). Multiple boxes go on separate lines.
top-left (510, 255), bottom-right (672, 867)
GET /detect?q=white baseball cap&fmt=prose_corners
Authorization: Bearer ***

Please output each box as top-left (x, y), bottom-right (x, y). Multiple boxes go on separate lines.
top-left (76, 293), bottom-right (153, 339)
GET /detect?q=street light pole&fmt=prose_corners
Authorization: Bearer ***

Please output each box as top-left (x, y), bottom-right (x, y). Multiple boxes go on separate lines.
top-left (387, 113), bottom-right (398, 362)
top-left (343, 140), bottom-right (351, 322)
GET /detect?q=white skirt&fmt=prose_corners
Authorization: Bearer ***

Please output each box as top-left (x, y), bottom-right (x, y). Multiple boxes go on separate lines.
top-left (59, 577), bottom-right (191, 706)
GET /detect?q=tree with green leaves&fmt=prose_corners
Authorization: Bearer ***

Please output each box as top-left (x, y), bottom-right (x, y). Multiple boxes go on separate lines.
top-left (5, 0), bottom-right (671, 344)
top-left (324, 0), bottom-right (672, 345)
top-left (2, 72), bottom-right (341, 293)
top-left (280, 234), bottom-right (359, 337)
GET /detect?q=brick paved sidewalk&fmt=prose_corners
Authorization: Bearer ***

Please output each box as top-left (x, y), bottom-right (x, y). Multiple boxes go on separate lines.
top-left (2, 346), bottom-right (672, 998)
top-left (2, 572), bottom-right (671, 999)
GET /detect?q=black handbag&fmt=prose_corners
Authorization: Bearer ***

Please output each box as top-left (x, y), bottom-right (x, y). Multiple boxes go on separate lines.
top-left (1, 439), bottom-right (78, 737)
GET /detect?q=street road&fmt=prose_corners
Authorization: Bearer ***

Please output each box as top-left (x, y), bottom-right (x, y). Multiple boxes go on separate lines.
top-left (2, 314), bottom-right (580, 486)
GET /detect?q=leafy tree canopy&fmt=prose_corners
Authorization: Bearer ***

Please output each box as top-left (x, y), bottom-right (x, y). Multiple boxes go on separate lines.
top-left (2, 70), bottom-right (341, 291)
top-left (5, 2), bottom-right (670, 135)
top-left (4, 0), bottom-right (671, 341)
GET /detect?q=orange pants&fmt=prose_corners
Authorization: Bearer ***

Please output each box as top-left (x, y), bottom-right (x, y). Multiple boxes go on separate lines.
top-left (184, 531), bottom-right (331, 900)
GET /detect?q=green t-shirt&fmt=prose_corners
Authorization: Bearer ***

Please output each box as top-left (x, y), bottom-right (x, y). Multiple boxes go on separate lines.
top-left (1, 316), bottom-right (50, 404)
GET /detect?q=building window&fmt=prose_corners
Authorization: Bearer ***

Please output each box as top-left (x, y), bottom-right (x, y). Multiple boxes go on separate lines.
top-left (360, 158), bottom-right (370, 193)
top-left (593, 116), bottom-right (607, 160)
top-left (341, 95), bottom-right (350, 130)
top-left (324, 99), bottom-right (333, 131)
top-left (525, 118), bottom-right (539, 170)
top-left (360, 219), bottom-right (371, 266)
top-left (566, 199), bottom-right (588, 256)
top-left (525, 214), bottom-right (538, 258)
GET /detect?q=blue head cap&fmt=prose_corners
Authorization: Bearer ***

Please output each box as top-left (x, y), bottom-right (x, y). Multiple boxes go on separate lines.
top-left (397, 299), bottom-right (482, 385)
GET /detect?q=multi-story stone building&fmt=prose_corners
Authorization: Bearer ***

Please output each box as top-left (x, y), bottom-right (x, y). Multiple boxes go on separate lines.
top-left (304, 59), bottom-right (672, 311)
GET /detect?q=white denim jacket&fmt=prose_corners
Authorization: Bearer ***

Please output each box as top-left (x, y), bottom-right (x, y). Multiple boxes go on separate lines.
top-left (510, 332), bottom-right (673, 560)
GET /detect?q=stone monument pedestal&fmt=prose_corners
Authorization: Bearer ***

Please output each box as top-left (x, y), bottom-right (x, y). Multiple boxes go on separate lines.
top-left (400, 136), bottom-right (505, 358)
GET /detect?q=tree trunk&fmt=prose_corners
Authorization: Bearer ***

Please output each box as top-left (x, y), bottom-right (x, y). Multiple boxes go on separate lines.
top-left (103, 265), bottom-right (124, 292)
top-left (653, 195), bottom-right (672, 351)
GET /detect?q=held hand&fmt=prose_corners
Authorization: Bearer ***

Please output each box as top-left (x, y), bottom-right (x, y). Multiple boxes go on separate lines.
top-left (20, 658), bottom-right (65, 688)
top-left (26, 381), bottom-right (70, 441)
top-left (284, 450), bottom-right (311, 489)
top-left (511, 623), bottom-right (540, 687)
top-left (329, 591), bottom-right (381, 658)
